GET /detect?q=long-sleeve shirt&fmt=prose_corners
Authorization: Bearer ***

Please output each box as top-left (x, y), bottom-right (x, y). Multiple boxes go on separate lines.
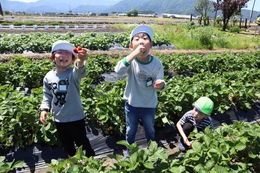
top-left (179, 110), bottom-right (213, 131)
top-left (40, 65), bottom-right (86, 122)
top-left (114, 55), bottom-right (165, 108)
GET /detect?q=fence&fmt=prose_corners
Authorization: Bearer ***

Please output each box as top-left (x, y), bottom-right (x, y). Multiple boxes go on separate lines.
top-left (0, 24), bottom-right (107, 30)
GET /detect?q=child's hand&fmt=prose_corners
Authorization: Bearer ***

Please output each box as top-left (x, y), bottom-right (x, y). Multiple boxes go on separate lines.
top-left (154, 79), bottom-right (165, 90)
top-left (74, 46), bottom-right (88, 68)
top-left (74, 46), bottom-right (88, 61)
top-left (184, 138), bottom-right (192, 148)
top-left (40, 111), bottom-right (48, 125)
top-left (133, 44), bottom-right (146, 56)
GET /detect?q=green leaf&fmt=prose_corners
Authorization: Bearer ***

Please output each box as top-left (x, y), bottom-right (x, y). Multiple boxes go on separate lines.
top-left (235, 142), bottom-right (246, 151)
top-left (11, 160), bottom-right (26, 169)
top-left (143, 162), bottom-right (154, 169)
top-left (162, 116), bottom-right (169, 124)
top-left (67, 165), bottom-right (79, 173)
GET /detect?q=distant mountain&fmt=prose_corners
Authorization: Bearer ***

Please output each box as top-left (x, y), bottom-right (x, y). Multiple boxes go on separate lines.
top-left (105, 0), bottom-right (198, 14)
top-left (0, 0), bottom-right (201, 14)
top-left (1, 0), bottom-right (112, 13)
top-left (1, 0), bottom-right (259, 20)
top-left (74, 5), bottom-right (109, 14)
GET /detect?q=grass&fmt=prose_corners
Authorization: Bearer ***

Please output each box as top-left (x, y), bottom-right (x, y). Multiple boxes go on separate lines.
top-left (2, 15), bottom-right (260, 50)
top-left (113, 21), bottom-right (260, 50)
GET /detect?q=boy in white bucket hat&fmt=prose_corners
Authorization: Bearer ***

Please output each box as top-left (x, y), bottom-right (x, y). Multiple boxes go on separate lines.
top-left (115, 25), bottom-right (166, 158)
top-left (39, 40), bottom-right (95, 158)
top-left (176, 96), bottom-right (214, 152)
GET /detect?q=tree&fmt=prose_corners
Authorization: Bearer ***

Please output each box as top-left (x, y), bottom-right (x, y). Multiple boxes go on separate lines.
top-left (126, 10), bottom-right (138, 17)
top-left (213, 0), bottom-right (221, 20)
top-left (213, 0), bottom-right (249, 31)
top-left (195, 0), bottom-right (212, 25)
top-left (0, 3), bottom-right (4, 16)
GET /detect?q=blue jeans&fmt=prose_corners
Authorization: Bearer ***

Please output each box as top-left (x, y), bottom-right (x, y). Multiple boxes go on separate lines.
top-left (125, 101), bottom-right (156, 144)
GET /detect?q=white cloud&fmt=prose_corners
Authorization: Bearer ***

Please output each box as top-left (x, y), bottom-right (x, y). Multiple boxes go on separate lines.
top-left (9, 0), bottom-right (38, 3)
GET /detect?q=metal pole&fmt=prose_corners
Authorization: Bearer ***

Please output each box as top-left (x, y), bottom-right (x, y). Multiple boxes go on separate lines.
top-left (249, 0), bottom-right (256, 26)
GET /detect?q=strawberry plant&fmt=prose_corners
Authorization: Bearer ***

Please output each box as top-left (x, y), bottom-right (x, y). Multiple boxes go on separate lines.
top-left (0, 86), bottom-right (58, 151)
top-left (86, 55), bottom-right (114, 84)
top-left (0, 51), bottom-right (259, 163)
top-left (0, 32), bottom-right (171, 53)
top-left (40, 122), bottom-right (260, 172)
top-left (94, 80), bottom-right (126, 136)
top-left (108, 141), bottom-right (169, 172)
top-left (169, 121), bottom-right (260, 172)
top-left (46, 146), bottom-right (106, 173)
top-left (0, 156), bottom-right (26, 173)
top-left (0, 56), bottom-right (52, 89)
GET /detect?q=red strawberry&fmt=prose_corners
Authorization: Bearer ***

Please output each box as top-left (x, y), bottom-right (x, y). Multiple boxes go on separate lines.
top-left (77, 46), bottom-right (82, 51)
top-left (73, 47), bottom-right (78, 53)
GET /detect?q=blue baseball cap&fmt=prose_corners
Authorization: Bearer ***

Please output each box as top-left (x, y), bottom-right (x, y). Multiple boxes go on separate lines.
top-left (130, 25), bottom-right (153, 42)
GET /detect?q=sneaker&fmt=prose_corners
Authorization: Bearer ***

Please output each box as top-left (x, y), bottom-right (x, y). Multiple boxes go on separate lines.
top-left (178, 142), bottom-right (186, 152)
top-left (123, 149), bottom-right (130, 159)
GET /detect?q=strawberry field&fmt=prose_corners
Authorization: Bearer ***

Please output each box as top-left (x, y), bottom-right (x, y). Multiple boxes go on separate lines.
top-left (0, 17), bottom-right (260, 172)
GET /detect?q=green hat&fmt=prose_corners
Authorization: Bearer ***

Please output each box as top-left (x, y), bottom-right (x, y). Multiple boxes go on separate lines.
top-left (194, 97), bottom-right (214, 115)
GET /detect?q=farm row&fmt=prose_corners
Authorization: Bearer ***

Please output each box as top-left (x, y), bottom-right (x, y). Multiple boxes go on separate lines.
top-left (0, 51), bottom-right (259, 149)
top-left (0, 51), bottom-right (259, 172)
top-left (0, 31), bottom-right (170, 54)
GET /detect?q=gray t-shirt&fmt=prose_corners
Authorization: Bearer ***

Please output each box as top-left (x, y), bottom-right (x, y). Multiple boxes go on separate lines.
top-left (40, 65), bottom-right (86, 122)
top-left (114, 55), bottom-right (165, 108)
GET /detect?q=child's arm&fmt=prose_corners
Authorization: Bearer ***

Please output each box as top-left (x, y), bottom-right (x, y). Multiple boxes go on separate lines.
top-left (75, 48), bottom-right (88, 68)
top-left (176, 120), bottom-right (192, 147)
top-left (39, 78), bottom-right (51, 125)
top-left (115, 45), bottom-right (147, 74)
top-left (154, 60), bottom-right (166, 90)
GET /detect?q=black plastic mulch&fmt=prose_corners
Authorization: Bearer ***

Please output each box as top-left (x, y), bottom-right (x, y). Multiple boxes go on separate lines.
top-left (7, 101), bottom-right (260, 172)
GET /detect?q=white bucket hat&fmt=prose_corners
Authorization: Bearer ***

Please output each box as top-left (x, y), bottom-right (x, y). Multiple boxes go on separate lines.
top-left (51, 40), bottom-right (76, 56)
top-left (130, 25), bottom-right (153, 42)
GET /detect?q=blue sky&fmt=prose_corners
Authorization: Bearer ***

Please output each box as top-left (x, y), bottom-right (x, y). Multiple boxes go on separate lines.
top-left (8, 0), bottom-right (260, 12)
top-left (244, 0), bottom-right (260, 11)
top-left (9, 0), bottom-right (38, 2)
top-left (9, 0), bottom-right (121, 3)
top-left (9, 0), bottom-right (122, 3)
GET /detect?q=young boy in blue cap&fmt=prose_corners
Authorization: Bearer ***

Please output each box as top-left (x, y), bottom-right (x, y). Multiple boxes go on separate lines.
top-left (176, 96), bottom-right (214, 152)
top-left (115, 25), bottom-right (166, 157)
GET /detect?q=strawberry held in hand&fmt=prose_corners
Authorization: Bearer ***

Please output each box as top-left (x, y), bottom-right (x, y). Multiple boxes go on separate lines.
top-left (74, 46), bottom-right (88, 67)
top-left (73, 48), bottom-right (78, 54)
top-left (73, 46), bottom-right (83, 54)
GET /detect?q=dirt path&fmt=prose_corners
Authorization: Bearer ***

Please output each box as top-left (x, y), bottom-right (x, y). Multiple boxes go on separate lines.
top-left (1, 48), bottom-right (258, 63)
